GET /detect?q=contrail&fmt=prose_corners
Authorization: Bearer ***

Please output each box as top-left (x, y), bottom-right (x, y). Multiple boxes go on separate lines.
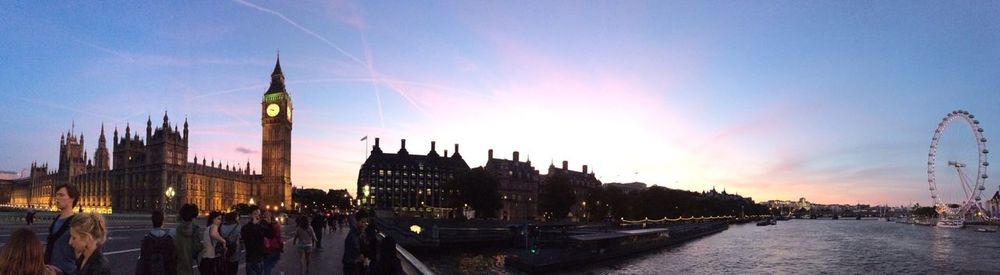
top-left (233, 0), bottom-right (434, 126)
top-left (360, 32), bottom-right (386, 128)
top-left (74, 39), bottom-right (134, 62)
top-left (232, 0), bottom-right (366, 67)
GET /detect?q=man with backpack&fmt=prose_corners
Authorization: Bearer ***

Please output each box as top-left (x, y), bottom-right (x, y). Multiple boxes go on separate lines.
top-left (136, 210), bottom-right (177, 275)
top-left (219, 212), bottom-right (242, 275)
top-left (174, 204), bottom-right (202, 275)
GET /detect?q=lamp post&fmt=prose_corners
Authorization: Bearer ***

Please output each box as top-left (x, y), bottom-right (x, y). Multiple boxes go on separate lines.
top-left (165, 186), bottom-right (176, 214)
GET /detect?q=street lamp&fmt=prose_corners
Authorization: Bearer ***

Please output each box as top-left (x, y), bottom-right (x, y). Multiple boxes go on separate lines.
top-left (249, 197), bottom-right (255, 205)
top-left (165, 186), bottom-right (176, 214)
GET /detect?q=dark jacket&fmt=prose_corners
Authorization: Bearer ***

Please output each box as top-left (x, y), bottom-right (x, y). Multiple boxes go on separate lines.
top-left (47, 214), bottom-right (77, 275)
top-left (77, 250), bottom-right (112, 275)
top-left (173, 221), bottom-right (199, 275)
top-left (342, 228), bottom-right (362, 265)
top-left (136, 228), bottom-right (177, 275)
top-left (241, 221), bottom-right (274, 262)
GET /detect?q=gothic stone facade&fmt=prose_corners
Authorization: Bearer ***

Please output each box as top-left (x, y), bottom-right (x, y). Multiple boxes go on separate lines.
top-left (0, 57), bottom-right (293, 213)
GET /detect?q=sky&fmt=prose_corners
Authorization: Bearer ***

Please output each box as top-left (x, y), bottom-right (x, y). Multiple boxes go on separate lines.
top-left (1, 1), bottom-right (999, 206)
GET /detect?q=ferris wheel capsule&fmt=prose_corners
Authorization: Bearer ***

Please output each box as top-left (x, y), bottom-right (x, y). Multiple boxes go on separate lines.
top-left (983, 162), bottom-right (989, 166)
top-left (970, 115), bottom-right (976, 119)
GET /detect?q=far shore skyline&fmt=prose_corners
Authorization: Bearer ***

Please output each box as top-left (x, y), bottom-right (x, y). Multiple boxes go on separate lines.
top-left (3, 1), bottom-right (999, 206)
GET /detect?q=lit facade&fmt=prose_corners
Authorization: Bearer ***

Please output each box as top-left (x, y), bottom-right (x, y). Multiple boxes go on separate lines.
top-left (357, 138), bottom-right (469, 218)
top-left (0, 57), bottom-right (293, 214)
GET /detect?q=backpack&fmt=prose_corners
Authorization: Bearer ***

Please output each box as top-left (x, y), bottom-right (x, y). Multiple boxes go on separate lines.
top-left (137, 233), bottom-right (176, 275)
top-left (190, 224), bottom-right (204, 260)
top-left (222, 225), bottom-right (240, 260)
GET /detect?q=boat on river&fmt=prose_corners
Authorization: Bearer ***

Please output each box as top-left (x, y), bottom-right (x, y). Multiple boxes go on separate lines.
top-left (936, 219), bottom-right (965, 229)
top-left (508, 222), bottom-right (728, 273)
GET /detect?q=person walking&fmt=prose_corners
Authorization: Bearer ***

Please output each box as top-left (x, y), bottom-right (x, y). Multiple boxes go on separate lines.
top-left (292, 215), bottom-right (317, 275)
top-left (241, 207), bottom-right (273, 275)
top-left (69, 213), bottom-right (111, 275)
top-left (135, 210), bottom-right (177, 275)
top-left (328, 213), bottom-right (337, 233)
top-left (310, 213), bottom-right (325, 251)
top-left (199, 211), bottom-right (226, 275)
top-left (261, 211), bottom-right (283, 275)
top-left (219, 212), bottom-right (242, 275)
top-left (46, 183), bottom-right (80, 275)
top-left (342, 211), bottom-right (370, 275)
top-left (0, 228), bottom-right (62, 275)
top-left (173, 204), bottom-right (202, 275)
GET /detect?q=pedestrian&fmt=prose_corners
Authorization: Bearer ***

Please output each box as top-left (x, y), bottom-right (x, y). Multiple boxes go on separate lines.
top-left (310, 213), bottom-right (325, 250)
top-left (199, 211), bottom-right (226, 275)
top-left (261, 210), bottom-right (283, 275)
top-left (173, 204), bottom-right (203, 275)
top-left (219, 211), bottom-right (242, 275)
top-left (371, 236), bottom-right (403, 275)
top-left (342, 211), bottom-right (370, 275)
top-left (293, 215), bottom-right (317, 275)
top-left (328, 213), bottom-right (336, 233)
top-left (69, 212), bottom-right (111, 275)
top-left (26, 205), bottom-right (36, 225)
top-left (46, 183), bottom-right (80, 275)
top-left (135, 210), bottom-right (177, 275)
top-left (241, 206), bottom-right (273, 275)
top-left (0, 228), bottom-right (62, 275)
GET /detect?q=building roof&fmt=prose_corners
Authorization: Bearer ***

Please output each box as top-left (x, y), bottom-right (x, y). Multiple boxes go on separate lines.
top-left (266, 55), bottom-right (286, 94)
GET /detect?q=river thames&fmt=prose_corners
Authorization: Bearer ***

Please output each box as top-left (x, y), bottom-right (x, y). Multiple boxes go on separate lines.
top-left (419, 219), bottom-right (1000, 274)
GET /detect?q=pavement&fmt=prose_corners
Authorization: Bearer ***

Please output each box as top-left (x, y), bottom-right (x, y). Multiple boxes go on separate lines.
top-left (0, 219), bottom-right (349, 275)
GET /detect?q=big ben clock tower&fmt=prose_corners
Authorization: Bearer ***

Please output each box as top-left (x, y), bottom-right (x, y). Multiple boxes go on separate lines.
top-left (261, 55), bottom-right (292, 209)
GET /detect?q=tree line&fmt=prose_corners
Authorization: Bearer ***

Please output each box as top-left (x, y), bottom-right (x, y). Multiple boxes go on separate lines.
top-left (448, 167), bottom-right (769, 222)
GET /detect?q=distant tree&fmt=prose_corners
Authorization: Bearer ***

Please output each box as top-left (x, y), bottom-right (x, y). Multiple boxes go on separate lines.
top-left (911, 206), bottom-right (938, 218)
top-left (539, 173), bottom-right (576, 221)
top-left (231, 203), bottom-right (253, 215)
top-left (293, 188), bottom-right (330, 212)
top-left (586, 185), bottom-right (628, 222)
top-left (327, 190), bottom-right (352, 210)
top-left (447, 167), bottom-right (502, 219)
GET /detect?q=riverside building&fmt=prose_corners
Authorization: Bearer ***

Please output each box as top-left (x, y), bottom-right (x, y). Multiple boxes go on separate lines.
top-left (357, 138), bottom-right (470, 218)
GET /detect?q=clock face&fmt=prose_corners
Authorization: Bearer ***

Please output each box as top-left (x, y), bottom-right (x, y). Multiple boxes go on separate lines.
top-left (266, 103), bottom-right (280, 117)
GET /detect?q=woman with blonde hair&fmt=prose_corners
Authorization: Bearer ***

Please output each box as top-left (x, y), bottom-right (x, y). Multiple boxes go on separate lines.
top-left (68, 213), bottom-right (110, 275)
top-left (0, 227), bottom-right (61, 275)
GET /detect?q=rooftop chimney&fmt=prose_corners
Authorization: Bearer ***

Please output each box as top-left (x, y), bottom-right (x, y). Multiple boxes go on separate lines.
top-left (562, 160), bottom-right (568, 170)
top-left (375, 137), bottom-right (380, 148)
top-left (513, 151), bottom-right (520, 162)
top-left (397, 139), bottom-right (409, 155)
top-left (431, 141), bottom-right (436, 152)
top-left (444, 150), bottom-right (449, 157)
top-left (583, 165), bottom-right (588, 174)
top-left (488, 149), bottom-right (493, 160)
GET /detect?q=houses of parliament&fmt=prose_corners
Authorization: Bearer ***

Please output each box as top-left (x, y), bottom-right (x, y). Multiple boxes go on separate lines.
top-left (0, 57), bottom-right (294, 214)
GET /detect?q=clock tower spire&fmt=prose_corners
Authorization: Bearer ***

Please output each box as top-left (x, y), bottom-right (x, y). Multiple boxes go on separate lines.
top-left (261, 54), bottom-right (293, 209)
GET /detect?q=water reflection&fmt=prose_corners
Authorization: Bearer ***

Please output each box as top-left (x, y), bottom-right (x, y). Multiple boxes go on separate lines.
top-left (418, 220), bottom-right (1000, 274)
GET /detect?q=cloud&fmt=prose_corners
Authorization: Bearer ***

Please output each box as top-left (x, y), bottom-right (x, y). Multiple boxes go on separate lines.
top-left (235, 147), bottom-right (259, 154)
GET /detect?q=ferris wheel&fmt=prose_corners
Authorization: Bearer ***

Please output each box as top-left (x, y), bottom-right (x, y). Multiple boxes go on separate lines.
top-left (927, 110), bottom-right (990, 221)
